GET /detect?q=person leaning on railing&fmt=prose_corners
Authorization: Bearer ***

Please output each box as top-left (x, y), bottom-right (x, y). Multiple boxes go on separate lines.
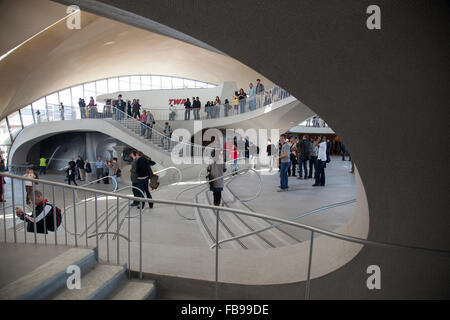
top-left (232, 93), bottom-right (239, 115)
top-left (238, 89), bottom-right (247, 114)
top-left (15, 190), bottom-right (59, 234)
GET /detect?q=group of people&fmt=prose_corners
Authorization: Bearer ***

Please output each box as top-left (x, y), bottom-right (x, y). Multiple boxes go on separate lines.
top-left (181, 79), bottom-right (266, 121)
top-left (77, 97), bottom-right (98, 119)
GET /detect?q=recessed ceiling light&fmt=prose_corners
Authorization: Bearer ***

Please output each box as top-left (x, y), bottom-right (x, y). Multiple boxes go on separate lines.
top-left (104, 41), bottom-right (115, 46)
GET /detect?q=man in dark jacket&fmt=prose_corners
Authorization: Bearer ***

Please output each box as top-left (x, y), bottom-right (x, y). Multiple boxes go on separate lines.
top-left (134, 151), bottom-right (154, 209)
top-left (297, 135), bottom-right (311, 179)
top-left (184, 98), bottom-right (192, 120)
top-left (76, 156), bottom-right (85, 181)
top-left (15, 191), bottom-right (58, 234)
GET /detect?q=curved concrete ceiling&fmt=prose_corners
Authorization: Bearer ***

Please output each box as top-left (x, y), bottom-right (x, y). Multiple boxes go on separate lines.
top-left (0, 1), bottom-right (274, 119)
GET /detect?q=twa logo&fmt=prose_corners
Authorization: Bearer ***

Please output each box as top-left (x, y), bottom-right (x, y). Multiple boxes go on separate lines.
top-left (169, 99), bottom-right (187, 105)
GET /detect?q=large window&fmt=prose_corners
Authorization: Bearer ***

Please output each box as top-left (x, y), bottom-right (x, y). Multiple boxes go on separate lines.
top-left (1, 74), bottom-right (217, 146)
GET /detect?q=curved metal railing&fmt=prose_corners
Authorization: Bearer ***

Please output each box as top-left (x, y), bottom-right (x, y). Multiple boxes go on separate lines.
top-left (1, 172), bottom-right (449, 300)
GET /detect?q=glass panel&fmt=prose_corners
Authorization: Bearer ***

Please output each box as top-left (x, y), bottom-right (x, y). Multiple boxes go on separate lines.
top-left (84, 81), bottom-right (96, 93)
top-left (195, 81), bottom-right (208, 88)
top-left (8, 111), bottom-right (22, 139)
top-left (151, 76), bottom-right (161, 89)
top-left (161, 76), bottom-right (172, 89)
top-left (71, 85), bottom-right (83, 120)
top-left (207, 83), bottom-right (216, 88)
top-left (184, 79), bottom-right (195, 88)
top-left (46, 92), bottom-right (59, 105)
top-left (119, 76), bottom-right (130, 91)
top-left (0, 118), bottom-right (11, 145)
top-left (130, 76), bottom-right (141, 91)
top-left (84, 82), bottom-right (96, 102)
top-left (21, 105), bottom-right (34, 127)
top-left (33, 97), bottom-right (48, 122)
top-left (172, 77), bottom-right (184, 89)
top-left (59, 88), bottom-right (71, 106)
top-left (141, 75), bottom-right (151, 90)
top-left (108, 77), bottom-right (119, 93)
top-left (96, 79), bottom-right (108, 95)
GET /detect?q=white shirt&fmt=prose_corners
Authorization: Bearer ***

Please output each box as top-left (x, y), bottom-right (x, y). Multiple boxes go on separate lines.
top-left (318, 141), bottom-right (327, 161)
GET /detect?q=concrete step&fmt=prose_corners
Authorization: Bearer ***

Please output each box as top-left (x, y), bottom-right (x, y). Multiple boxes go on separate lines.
top-left (50, 263), bottom-right (126, 300)
top-left (110, 280), bottom-right (156, 300)
top-left (0, 247), bottom-right (97, 300)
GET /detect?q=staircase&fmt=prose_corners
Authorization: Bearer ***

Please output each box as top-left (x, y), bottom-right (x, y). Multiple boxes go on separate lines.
top-left (0, 247), bottom-right (156, 300)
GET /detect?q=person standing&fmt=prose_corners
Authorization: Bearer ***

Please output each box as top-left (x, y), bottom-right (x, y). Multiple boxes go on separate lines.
top-left (297, 135), bottom-right (310, 179)
top-left (39, 156), bottom-right (47, 175)
top-left (184, 98), bottom-right (191, 120)
top-left (169, 104), bottom-right (175, 121)
top-left (308, 137), bottom-right (317, 179)
top-left (146, 110), bottom-right (155, 139)
top-left (114, 94), bottom-right (126, 120)
top-left (207, 150), bottom-right (226, 206)
top-left (248, 83), bottom-right (256, 111)
top-left (255, 79), bottom-right (265, 109)
top-left (278, 134), bottom-right (290, 192)
top-left (79, 98), bottom-right (86, 119)
top-left (214, 96), bottom-right (221, 118)
top-left (224, 99), bottom-right (231, 117)
top-left (130, 151), bottom-right (140, 207)
top-left (23, 168), bottom-right (36, 205)
top-left (326, 138), bottom-right (332, 163)
top-left (140, 111), bottom-right (148, 136)
top-left (161, 122), bottom-right (173, 149)
top-left (110, 158), bottom-right (119, 191)
top-left (313, 136), bottom-right (327, 187)
top-left (232, 93), bottom-right (239, 115)
top-left (103, 161), bottom-right (110, 184)
top-left (135, 151), bottom-right (153, 209)
top-left (195, 97), bottom-right (201, 120)
top-left (66, 161), bottom-right (77, 185)
top-left (238, 89), bottom-right (247, 114)
top-left (84, 160), bottom-right (92, 182)
top-left (95, 157), bottom-right (104, 183)
top-left (76, 156), bottom-right (85, 181)
top-left (266, 139), bottom-right (276, 172)
top-left (288, 137), bottom-right (297, 177)
top-left (59, 102), bottom-right (65, 120)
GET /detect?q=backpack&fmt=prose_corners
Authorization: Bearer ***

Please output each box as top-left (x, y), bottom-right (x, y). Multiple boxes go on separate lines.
top-left (116, 168), bottom-right (122, 177)
top-left (47, 205), bottom-right (62, 232)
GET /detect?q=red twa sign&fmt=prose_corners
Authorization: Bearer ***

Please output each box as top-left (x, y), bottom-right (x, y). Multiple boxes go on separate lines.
top-left (169, 99), bottom-right (187, 105)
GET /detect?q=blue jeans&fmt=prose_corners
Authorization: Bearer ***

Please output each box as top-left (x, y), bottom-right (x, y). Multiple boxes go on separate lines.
top-left (185, 109), bottom-right (191, 120)
top-left (239, 100), bottom-right (246, 114)
top-left (137, 178), bottom-right (152, 208)
top-left (315, 160), bottom-right (326, 186)
top-left (232, 159), bottom-right (238, 174)
top-left (140, 123), bottom-right (147, 136)
top-left (298, 157), bottom-right (308, 177)
top-left (112, 175), bottom-right (118, 191)
top-left (280, 162), bottom-right (290, 189)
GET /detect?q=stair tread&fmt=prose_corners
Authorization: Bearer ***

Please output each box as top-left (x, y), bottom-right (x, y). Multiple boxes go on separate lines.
top-left (51, 264), bottom-right (124, 300)
top-left (110, 280), bottom-right (156, 300)
top-left (0, 248), bottom-right (95, 300)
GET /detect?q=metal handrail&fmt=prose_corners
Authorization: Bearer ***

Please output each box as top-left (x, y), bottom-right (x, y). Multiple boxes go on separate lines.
top-left (2, 172), bottom-right (449, 301)
top-left (2, 172), bottom-right (448, 255)
top-left (154, 166), bottom-right (183, 185)
top-left (211, 199), bottom-right (357, 248)
top-left (111, 106), bottom-right (216, 155)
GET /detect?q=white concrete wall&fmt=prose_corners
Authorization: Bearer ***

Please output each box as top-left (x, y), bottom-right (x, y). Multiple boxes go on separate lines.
top-left (96, 82), bottom-right (238, 117)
